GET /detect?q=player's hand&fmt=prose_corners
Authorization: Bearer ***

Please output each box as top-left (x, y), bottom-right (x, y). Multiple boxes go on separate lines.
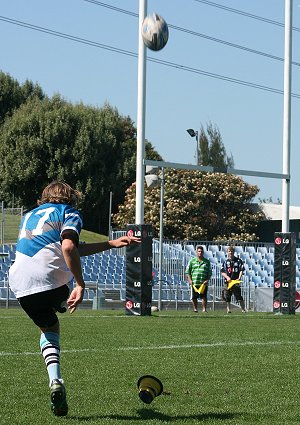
top-left (67, 285), bottom-right (85, 313)
top-left (111, 236), bottom-right (141, 248)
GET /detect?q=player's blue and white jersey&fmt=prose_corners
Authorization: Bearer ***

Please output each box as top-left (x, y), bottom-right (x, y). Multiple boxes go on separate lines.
top-left (9, 203), bottom-right (83, 298)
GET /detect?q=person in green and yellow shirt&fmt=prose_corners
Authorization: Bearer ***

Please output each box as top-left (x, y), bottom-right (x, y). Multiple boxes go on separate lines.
top-left (185, 245), bottom-right (212, 313)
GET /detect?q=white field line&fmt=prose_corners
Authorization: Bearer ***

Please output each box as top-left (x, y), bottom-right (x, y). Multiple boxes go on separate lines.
top-left (0, 340), bottom-right (299, 357)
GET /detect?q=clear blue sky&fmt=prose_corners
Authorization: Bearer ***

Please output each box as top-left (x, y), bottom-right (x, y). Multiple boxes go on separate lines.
top-left (1, 0), bottom-right (300, 205)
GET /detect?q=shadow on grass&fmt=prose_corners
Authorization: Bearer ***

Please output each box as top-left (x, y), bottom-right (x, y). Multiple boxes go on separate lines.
top-left (68, 408), bottom-right (240, 422)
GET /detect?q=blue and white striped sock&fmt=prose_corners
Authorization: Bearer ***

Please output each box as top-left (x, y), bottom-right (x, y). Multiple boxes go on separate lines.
top-left (40, 332), bottom-right (62, 386)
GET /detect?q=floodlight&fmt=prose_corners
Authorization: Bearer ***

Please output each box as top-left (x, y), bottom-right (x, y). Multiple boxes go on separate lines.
top-left (146, 165), bottom-right (159, 175)
top-left (186, 128), bottom-right (196, 138)
top-left (145, 174), bottom-right (160, 188)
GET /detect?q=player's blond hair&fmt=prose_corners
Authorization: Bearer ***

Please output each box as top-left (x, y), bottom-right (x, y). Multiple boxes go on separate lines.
top-left (37, 181), bottom-right (81, 207)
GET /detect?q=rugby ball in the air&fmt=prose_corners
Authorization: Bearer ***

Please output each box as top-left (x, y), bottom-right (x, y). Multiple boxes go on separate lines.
top-left (141, 13), bottom-right (169, 51)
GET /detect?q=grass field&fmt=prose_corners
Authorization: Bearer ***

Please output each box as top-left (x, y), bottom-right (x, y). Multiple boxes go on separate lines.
top-left (1, 309), bottom-right (300, 425)
top-left (0, 212), bottom-right (21, 243)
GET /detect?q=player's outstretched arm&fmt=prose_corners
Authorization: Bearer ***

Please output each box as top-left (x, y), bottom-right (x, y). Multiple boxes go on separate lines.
top-left (78, 235), bottom-right (141, 257)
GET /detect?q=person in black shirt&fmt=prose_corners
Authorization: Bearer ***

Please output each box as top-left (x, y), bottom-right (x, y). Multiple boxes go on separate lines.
top-left (221, 245), bottom-right (246, 314)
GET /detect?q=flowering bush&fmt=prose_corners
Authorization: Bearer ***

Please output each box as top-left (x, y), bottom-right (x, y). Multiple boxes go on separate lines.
top-left (112, 169), bottom-right (265, 241)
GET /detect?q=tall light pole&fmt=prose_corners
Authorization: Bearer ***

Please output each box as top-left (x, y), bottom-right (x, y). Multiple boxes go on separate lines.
top-left (186, 128), bottom-right (199, 165)
top-left (282, 0), bottom-right (292, 232)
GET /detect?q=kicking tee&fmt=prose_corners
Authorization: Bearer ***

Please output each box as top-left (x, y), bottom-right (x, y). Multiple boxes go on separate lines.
top-left (9, 203), bottom-right (83, 298)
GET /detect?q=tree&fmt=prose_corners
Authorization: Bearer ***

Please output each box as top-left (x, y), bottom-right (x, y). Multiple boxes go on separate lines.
top-left (0, 71), bottom-right (44, 123)
top-left (0, 95), bottom-right (161, 234)
top-left (112, 169), bottom-right (264, 241)
top-left (199, 122), bottom-right (234, 167)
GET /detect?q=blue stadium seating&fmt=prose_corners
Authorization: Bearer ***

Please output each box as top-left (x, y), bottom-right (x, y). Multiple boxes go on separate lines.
top-left (233, 246), bottom-right (244, 256)
top-left (257, 246), bottom-right (268, 258)
top-left (184, 244), bottom-right (196, 255)
top-left (216, 251), bottom-right (226, 263)
top-left (265, 252), bottom-right (274, 264)
top-left (245, 246), bottom-right (256, 258)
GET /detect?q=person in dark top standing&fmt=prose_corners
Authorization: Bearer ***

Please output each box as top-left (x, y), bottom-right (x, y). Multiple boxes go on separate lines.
top-left (221, 245), bottom-right (246, 314)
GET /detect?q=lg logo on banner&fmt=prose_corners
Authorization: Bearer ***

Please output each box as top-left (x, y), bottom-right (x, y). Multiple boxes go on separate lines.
top-left (126, 300), bottom-right (141, 309)
top-left (127, 230), bottom-right (141, 237)
top-left (275, 237), bottom-right (290, 245)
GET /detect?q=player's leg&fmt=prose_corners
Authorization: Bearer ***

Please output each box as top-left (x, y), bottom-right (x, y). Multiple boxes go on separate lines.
top-left (39, 322), bottom-right (62, 387)
top-left (40, 321), bottom-right (68, 417)
top-left (239, 298), bottom-right (246, 312)
top-left (18, 285), bottom-right (69, 416)
top-left (224, 288), bottom-right (232, 313)
top-left (200, 286), bottom-right (208, 312)
top-left (234, 286), bottom-right (247, 312)
top-left (201, 297), bottom-right (207, 312)
top-left (42, 286), bottom-right (70, 416)
top-left (190, 287), bottom-right (198, 312)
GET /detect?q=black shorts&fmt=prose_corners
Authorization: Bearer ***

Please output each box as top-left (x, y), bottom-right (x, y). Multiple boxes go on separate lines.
top-left (18, 285), bottom-right (70, 328)
top-left (224, 284), bottom-right (243, 302)
top-left (191, 285), bottom-right (208, 300)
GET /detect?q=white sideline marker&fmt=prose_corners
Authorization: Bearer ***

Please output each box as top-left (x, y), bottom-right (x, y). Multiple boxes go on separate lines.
top-left (1, 340), bottom-right (300, 357)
